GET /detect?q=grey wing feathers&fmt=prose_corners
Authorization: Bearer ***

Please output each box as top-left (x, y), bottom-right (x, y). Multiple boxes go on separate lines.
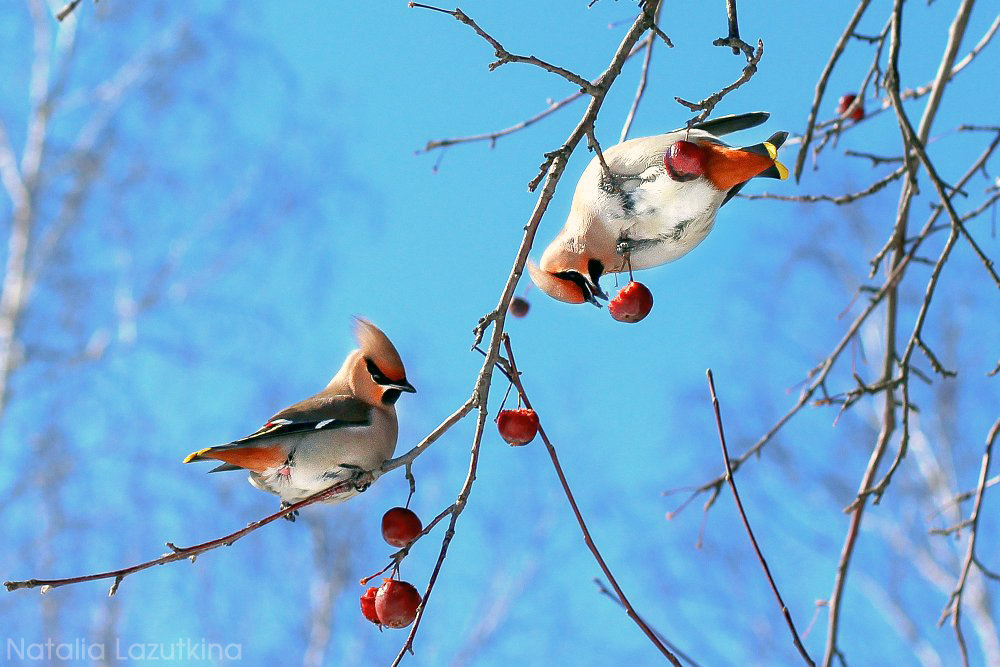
top-left (209, 462), bottom-right (243, 473)
top-left (683, 112), bottom-right (770, 137)
top-left (233, 394), bottom-right (372, 444)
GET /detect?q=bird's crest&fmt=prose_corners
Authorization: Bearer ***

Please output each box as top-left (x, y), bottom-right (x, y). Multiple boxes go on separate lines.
top-left (353, 318), bottom-right (406, 382)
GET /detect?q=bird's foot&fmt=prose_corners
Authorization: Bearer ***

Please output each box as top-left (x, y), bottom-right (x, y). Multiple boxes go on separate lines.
top-left (338, 464), bottom-right (375, 493)
top-left (279, 502), bottom-right (299, 522)
top-left (616, 238), bottom-right (636, 256)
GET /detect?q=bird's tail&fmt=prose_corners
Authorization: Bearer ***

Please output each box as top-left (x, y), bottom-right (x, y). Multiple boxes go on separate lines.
top-left (183, 443), bottom-right (286, 473)
top-left (739, 131), bottom-right (789, 180)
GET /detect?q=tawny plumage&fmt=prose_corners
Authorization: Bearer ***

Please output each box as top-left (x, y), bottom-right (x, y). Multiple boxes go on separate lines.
top-left (184, 319), bottom-right (415, 518)
top-left (529, 112), bottom-right (788, 305)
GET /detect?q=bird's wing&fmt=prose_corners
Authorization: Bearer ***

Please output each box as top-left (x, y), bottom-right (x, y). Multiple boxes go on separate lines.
top-left (681, 112), bottom-right (770, 137)
top-left (233, 394), bottom-right (373, 444)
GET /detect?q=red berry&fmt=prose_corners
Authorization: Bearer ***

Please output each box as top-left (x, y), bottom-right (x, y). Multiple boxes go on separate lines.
top-left (837, 93), bottom-right (864, 121)
top-left (360, 587), bottom-right (381, 625)
top-left (497, 408), bottom-right (539, 446)
top-left (664, 140), bottom-right (706, 181)
top-left (381, 507), bottom-right (422, 548)
top-left (609, 281), bottom-right (653, 323)
top-left (375, 579), bottom-right (422, 629)
top-left (509, 296), bottom-right (530, 318)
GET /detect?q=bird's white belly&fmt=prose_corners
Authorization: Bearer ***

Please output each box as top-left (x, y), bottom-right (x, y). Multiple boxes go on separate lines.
top-left (616, 180), bottom-right (725, 270)
top-left (248, 409), bottom-right (397, 505)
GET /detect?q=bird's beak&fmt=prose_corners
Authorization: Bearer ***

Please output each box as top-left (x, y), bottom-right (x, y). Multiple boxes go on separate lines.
top-left (387, 379), bottom-right (416, 393)
top-left (583, 279), bottom-right (608, 307)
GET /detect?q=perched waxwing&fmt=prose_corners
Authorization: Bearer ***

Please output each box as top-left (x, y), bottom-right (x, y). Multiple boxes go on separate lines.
top-left (184, 318), bottom-right (415, 520)
top-left (528, 112), bottom-right (788, 305)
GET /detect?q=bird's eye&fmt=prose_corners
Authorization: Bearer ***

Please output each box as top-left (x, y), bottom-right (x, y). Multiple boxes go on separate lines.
top-left (365, 357), bottom-right (391, 384)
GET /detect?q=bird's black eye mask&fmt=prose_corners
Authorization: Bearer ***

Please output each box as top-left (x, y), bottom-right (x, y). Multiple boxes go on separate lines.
top-left (552, 268), bottom-right (607, 306)
top-left (365, 357), bottom-right (393, 385)
top-left (365, 357), bottom-right (415, 401)
top-left (588, 259), bottom-right (604, 286)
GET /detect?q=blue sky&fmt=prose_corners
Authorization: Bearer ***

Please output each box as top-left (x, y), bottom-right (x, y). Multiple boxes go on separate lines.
top-left (1, 1), bottom-right (998, 665)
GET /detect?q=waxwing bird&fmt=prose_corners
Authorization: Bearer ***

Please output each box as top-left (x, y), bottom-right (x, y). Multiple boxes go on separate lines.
top-left (184, 319), bottom-right (415, 520)
top-left (528, 112), bottom-right (788, 305)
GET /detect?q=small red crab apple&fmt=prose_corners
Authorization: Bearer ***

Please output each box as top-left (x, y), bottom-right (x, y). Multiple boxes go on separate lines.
top-left (609, 281), bottom-right (653, 323)
top-left (381, 507), bottom-right (422, 548)
top-left (509, 296), bottom-right (530, 318)
top-left (375, 579), bottom-right (422, 629)
top-left (497, 408), bottom-right (539, 446)
top-left (360, 587), bottom-right (381, 625)
top-left (837, 93), bottom-right (864, 121)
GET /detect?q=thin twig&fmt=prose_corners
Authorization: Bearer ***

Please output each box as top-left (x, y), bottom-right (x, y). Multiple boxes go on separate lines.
top-left (55, 0), bottom-right (85, 22)
top-left (4, 477), bottom-right (362, 594)
top-left (938, 418), bottom-right (1000, 667)
top-left (620, 30), bottom-right (657, 142)
top-left (409, 3), bottom-right (598, 94)
top-left (741, 165), bottom-right (905, 204)
top-left (507, 336), bottom-right (681, 665)
top-left (706, 370), bottom-right (815, 666)
top-left (793, 0), bottom-right (873, 181)
top-left (421, 34), bottom-right (657, 155)
top-left (676, 39), bottom-right (764, 125)
top-left (721, 0), bottom-right (742, 54)
top-left (593, 579), bottom-right (702, 667)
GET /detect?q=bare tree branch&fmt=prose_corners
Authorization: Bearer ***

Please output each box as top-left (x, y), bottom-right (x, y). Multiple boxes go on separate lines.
top-left (706, 370), bottom-right (814, 666)
top-left (4, 477), bottom-right (363, 595)
top-left (793, 0), bottom-right (873, 181)
top-left (938, 418), bottom-right (1000, 667)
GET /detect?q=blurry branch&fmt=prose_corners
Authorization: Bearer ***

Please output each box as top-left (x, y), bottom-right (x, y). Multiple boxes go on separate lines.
top-left (56, 0), bottom-right (89, 22)
top-left (302, 516), bottom-right (352, 667)
top-left (0, 0), bottom-right (76, 422)
top-left (938, 418), bottom-right (1000, 667)
top-left (449, 553), bottom-right (539, 667)
top-left (790, 12), bottom-right (999, 169)
top-left (855, 573), bottom-right (943, 667)
top-left (0, 15), bottom-right (193, 424)
top-left (671, 129), bottom-right (998, 521)
top-left (4, 477), bottom-right (364, 595)
top-left (935, 473), bottom-right (1000, 518)
top-left (666, 3), bottom-right (998, 660)
top-left (706, 370), bottom-right (814, 666)
top-left (822, 1), bottom-right (978, 664)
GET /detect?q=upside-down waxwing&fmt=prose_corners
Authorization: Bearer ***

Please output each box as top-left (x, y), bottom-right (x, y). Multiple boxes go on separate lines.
top-left (528, 112), bottom-right (788, 305)
top-left (184, 319), bottom-right (415, 520)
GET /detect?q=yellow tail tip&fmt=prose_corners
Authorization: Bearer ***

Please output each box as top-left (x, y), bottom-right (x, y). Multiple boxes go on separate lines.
top-left (774, 158), bottom-right (789, 180)
top-left (183, 447), bottom-right (212, 464)
top-left (763, 141), bottom-right (778, 160)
